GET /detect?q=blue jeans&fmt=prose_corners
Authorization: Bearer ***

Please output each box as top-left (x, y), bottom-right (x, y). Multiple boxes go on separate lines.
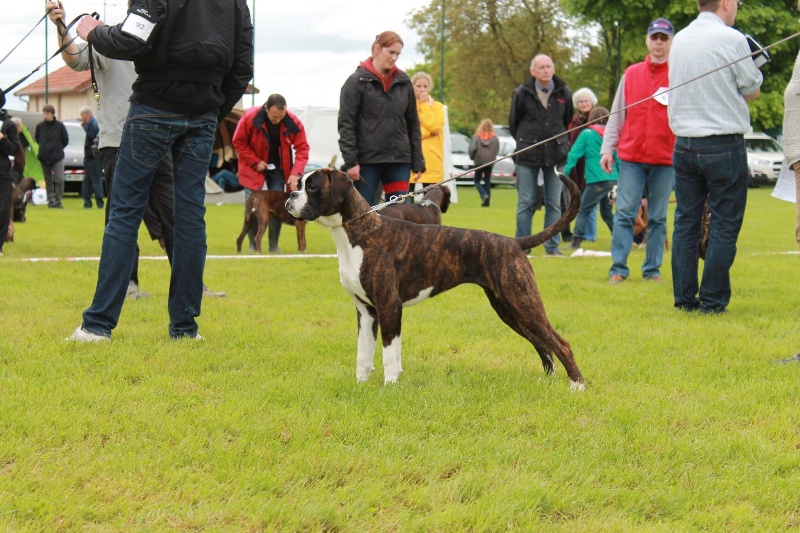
top-left (672, 135), bottom-right (748, 312)
top-left (212, 169), bottom-right (240, 191)
top-left (356, 163), bottom-right (411, 206)
top-left (574, 180), bottom-right (615, 240)
top-left (474, 166), bottom-right (492, 200)
top-left (584, 209), bottom-right (598, 241)
top-left (81, 102), bottom-right (217, 338)
top-left (81, 158), bottom-right (104, 207)
top-left (610, 161), bottom-right (674, 279)
top-left (516, 164), bottom-right (562, 253)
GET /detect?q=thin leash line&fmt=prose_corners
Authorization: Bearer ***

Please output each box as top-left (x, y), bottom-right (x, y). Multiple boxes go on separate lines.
top-left (2, 10), bottom-right (98, 99)
top-left (0, 13), bottom-right (49, 67)
top-left (390, 30), bottom-right (800, 206)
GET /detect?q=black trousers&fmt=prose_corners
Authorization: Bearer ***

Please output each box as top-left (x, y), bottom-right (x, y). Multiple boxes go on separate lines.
top-left (98, 147), bottom-right (175, 285)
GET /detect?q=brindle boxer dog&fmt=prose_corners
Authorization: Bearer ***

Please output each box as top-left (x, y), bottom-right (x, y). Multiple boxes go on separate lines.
top-left (236, 190), bottom-right (307, 254)
top-left (379, 186), bottom-right (450, 225)
top-left (286, 168), bottom-right (586, 390)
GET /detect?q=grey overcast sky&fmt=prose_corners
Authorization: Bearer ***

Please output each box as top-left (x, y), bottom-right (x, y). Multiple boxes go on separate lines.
top-left (2, 0), bottom-right (432, 111)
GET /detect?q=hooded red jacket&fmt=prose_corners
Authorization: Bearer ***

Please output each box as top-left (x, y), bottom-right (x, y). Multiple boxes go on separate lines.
top-left (233, 106), bottom-right (310, 190)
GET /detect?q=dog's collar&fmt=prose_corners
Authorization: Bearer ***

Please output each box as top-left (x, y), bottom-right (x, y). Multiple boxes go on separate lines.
top-left (343, 196), bottom-right (402, 225)
top-left (418, 199), bottom-right (441, 212)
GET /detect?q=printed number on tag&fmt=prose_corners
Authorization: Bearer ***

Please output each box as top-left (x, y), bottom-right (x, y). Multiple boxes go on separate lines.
top-left (121, 13), bottom-right (156, 42)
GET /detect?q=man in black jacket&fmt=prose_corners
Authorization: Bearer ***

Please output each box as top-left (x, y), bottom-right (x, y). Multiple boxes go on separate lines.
top-left (509, 54), bottom-right (573, 256)
top-left (34, 104), bottom-right (69, 209)
top-left (0, 92), bottom-right (22, 256)
top-left (67, 0), bottom-right (254, 342)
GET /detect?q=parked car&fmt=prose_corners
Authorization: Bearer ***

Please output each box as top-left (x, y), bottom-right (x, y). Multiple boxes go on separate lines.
top-left (62, 120), bottom-right (87, 193)
top-left (451, 132), bottom-right (515, 186)
top-left (744, 132), bottom-right (782, 187)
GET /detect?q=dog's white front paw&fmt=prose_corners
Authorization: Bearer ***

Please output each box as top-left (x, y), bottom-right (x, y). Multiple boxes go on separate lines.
top-left (356, 366), bottom-right (374, 383)
top-left (383, 368), bottom-right (402, 385)
top-left (570, 380), bottom-right (586, 392)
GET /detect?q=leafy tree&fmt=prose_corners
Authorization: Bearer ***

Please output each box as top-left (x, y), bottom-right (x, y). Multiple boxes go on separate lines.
top-left (407, 0), bottom-right (587, 133)
top-left (561, 0), bottom-right (800, 133)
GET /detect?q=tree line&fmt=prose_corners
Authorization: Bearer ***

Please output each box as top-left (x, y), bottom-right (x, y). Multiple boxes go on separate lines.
top-left (407, 0), bottom-right (800, 137)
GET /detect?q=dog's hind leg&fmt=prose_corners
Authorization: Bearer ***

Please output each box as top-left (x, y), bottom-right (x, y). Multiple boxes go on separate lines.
top-left (483, 288), bottom-right (555, 375)
top-left (484, 287), bottom-right (585, 389)
top-left (235, 214), bottom-right (253, 253)
top-left (354, 302), bottom-right (379, 383)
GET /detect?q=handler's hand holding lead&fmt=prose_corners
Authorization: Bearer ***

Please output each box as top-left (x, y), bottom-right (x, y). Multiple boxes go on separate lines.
top-left (76, 15), bottom-right (103, 41)
top-left (46, 1), bottom-right (64, 23)
top-left (347, 165), bottom-right (361, 181)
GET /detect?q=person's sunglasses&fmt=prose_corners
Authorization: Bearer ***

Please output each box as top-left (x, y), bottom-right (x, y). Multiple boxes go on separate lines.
top-left (649, 33), bottom-right (671, 42)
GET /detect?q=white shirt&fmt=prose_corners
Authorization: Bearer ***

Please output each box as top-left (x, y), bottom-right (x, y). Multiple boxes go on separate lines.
top-left (668, 12), bottom-right (762, 137)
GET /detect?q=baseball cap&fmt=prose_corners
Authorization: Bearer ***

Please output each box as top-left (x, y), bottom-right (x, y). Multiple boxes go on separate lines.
top-left (647, 18), bottom-right (674, 37)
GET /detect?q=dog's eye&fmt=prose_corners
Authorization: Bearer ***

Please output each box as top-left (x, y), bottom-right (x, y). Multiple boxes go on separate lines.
top-left (306, 182), bottom-right (316, 192)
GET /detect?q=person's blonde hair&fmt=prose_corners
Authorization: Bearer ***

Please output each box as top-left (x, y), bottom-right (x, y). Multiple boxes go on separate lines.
top-left (371, 31), bottom-right (404, 57)
top-left (475, 118), bottom-right (495, 136)
top-left (411, 71), bottom-right (433, 89)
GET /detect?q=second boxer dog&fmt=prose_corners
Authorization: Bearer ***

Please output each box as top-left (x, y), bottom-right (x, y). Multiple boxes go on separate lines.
top-left (286, 168), bottom-right (585, 390)
top-left (236, 190), bottom-right (307, 254)
top-left (379, 186), bottom-right (450, 225)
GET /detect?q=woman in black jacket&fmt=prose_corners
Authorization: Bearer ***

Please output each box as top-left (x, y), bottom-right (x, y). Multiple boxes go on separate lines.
top-left (338, 31), bottom-right (425, 206)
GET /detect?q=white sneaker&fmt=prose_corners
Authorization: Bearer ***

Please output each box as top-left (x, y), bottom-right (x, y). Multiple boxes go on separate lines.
top-left (66, 326), bottom-right (110, 343)
top-left (126, 280), bottom-right (150, 300)
top-left (172, 333), bottom-right (204, 340)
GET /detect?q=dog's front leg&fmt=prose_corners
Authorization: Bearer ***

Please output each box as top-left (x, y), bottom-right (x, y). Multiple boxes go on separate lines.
top-left (355, 303), bottom-right (378, 383)
top-left (378, 303), bottom-right (403, 384)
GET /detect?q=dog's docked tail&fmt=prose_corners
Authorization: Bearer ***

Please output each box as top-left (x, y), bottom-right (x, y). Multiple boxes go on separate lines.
top-left (515, 172), bottom-right (580, 251)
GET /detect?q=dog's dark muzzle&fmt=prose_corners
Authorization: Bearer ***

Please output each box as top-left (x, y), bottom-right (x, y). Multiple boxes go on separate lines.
top-left (285, 194), bottom-right (319, 221)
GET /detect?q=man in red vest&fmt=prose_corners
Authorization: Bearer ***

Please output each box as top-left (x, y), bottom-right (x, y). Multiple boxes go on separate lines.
top-left (601, 18), bottom-right (676, 283)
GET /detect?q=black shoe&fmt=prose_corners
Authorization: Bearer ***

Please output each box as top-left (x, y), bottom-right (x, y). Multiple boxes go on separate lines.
top-left (481, 196), bottom-right (490, 207)
top-left (570, 236), bottom-right (583, 249)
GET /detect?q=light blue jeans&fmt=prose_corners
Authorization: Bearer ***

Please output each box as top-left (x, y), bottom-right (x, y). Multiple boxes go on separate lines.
top-left (81, 102), bottom-right (217, 338)
top-left (515, 164), bottom-right (562, 253)
top-left (609, 160), bottom-right (674, 279)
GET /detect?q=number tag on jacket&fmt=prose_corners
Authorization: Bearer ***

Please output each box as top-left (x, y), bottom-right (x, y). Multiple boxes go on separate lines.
top-left (653, 87), bottom-right (669, 106)
top-left (121, 13), bottom-right (156, 42)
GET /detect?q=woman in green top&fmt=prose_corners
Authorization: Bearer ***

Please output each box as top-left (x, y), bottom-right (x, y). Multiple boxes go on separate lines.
top-left (563, 107), bottom-right (619, 249)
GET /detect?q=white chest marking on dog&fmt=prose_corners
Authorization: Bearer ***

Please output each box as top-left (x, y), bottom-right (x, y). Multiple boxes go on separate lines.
top-left (403, 287), bottom-right (434, 307)
top-left (330, 227), bottom-right (371, 305)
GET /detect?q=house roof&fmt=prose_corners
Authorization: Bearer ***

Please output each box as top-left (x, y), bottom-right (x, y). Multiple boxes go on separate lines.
top-left (15, 64), bottom-right (260, 97)
top-left (14, 65), bottom-right (92, 97)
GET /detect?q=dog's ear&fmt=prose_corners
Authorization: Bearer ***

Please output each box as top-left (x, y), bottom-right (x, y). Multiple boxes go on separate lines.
top-left (440, 186), bottom-right (451, 213)
top-left (328, 168), bottom-right (353, 207)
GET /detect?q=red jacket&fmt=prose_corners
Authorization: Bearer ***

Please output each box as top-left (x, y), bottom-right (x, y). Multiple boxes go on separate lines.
top-left (617, 55), bottom-right (674, 166)
top-left (233, 106), bottom-right (310, 191)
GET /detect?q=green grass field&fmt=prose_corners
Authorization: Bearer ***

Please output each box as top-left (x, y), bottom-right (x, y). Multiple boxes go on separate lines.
top-left (1, 186), bottom-right (799, 531)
